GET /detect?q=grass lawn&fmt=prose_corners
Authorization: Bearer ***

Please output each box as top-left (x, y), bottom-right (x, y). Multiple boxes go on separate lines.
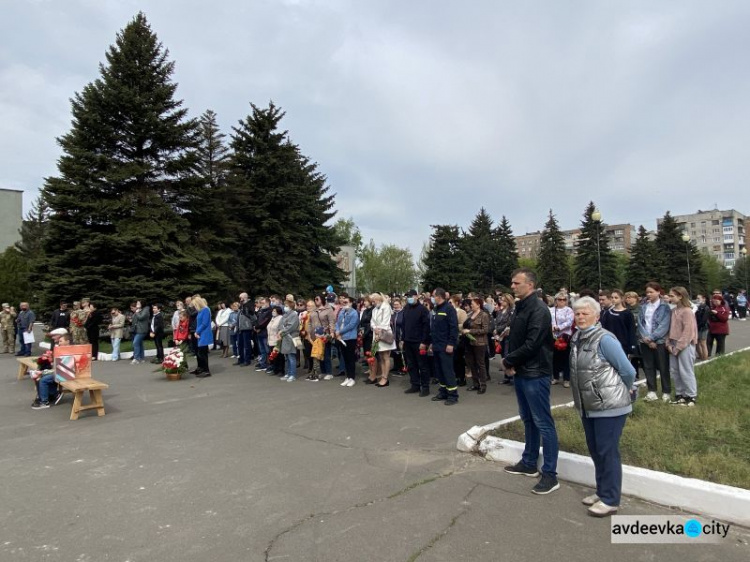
top-left (97, 340), bottom-right (158, 354)
top-left (493, 352), bottom-right (750, 489)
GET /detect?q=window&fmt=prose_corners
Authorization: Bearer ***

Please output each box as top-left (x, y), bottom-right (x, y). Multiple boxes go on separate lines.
top-left (725, 259), bottom-right (735, 268)
top-left (713, 245), bottom-right (721, 251)
top-left (701, 235), bottom-right (706, 243)
top-left (723, 226), bottom-right (734, 234)
top-left (724, 234), bottom-right (735, 242)
top-left (712, 220), bottom-right (720, 225)
top-left (713, 228), bottom-right (720, 234)
top-left (690, 222), bottom-right (696, 228)
top-left (714, 237), bottom-right (721, 242)
top-left (725, 252), bottom-right (735, 260)
top-left (614, 229), bottom-right (623, 235)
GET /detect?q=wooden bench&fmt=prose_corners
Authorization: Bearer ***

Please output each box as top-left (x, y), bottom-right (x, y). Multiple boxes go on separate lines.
top-left (54, 344), bottom-right (109, 421)
top-left (16, 357), bottom-right (38, 380)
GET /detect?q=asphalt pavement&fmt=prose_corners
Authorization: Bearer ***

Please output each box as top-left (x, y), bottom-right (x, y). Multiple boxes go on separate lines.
top-left (2, 322), bottom-right (749, 561)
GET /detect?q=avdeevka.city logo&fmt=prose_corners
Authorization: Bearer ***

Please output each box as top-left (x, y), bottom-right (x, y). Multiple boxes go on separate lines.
top-left (610, 515), bottom-right (731, 544)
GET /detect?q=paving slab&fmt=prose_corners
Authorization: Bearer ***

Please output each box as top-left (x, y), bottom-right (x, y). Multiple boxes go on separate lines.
top-left (2, 321), bottom-right (749, 561)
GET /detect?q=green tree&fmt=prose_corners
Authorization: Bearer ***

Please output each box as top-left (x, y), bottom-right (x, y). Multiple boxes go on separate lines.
top-left (537, 210), bottom-right (570, 294)
top-left (422, 225), bottom-right (471, 292)
top-left (574, 202), bottom-right (618, 291)
top-left (701, 251), bottom-right (732, 293)
top-left (732, 254), bottom-right (749, 292)
top-left (225, 102), bottom-right (345, 295)
top-left (39, 13), bottom-right (224, 308)
top-left (356, 240), bottom-right (416, 294)
top-left (15, 194), bottom-right (50, 293)
top-left (464, 208), bottom-right (501, 294)
top-left (495, 216), bottom-right (519, 290)
top-left (654, 212), bottom-right (706, 296)
top-left (625, 226), bottom-right (660, 291)
top-left (0, 247), bottom-right (31, 308)
top-left (332, 217), bottom-right (363, 257)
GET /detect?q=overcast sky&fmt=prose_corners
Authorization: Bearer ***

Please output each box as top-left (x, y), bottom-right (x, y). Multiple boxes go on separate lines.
top-left (2, 0), bottom-right (750, 257)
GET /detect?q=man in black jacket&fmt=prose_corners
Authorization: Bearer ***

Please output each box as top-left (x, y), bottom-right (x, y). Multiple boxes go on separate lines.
top-left (430, 288), bottom-right (459, 405)
top-left (401, 289), bottom-right (431, 397)
top-left (502, 268), bottom-right (560, 495)
top-left (150, 303), bottom-right (165, 363)
top-left (254, 298), bottom-right (272, 370)
top-left (83, 302), bottom-right (102, 360)
top-left (236, 292), bottom-right (257, 366)
top-left (49, 301), bottom-right (70, 331)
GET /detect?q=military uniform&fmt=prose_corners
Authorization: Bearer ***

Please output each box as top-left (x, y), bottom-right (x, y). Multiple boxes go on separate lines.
top-left (0, 304), bottom-right (16, 353)
top-left (70, 301), bottom-right (89, 345)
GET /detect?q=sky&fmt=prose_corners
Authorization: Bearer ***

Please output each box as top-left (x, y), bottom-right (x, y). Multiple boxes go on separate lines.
top-left (2, 0), bottom-right (750, 259)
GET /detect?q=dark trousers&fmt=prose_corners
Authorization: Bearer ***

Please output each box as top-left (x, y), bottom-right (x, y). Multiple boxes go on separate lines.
top-left (341, 338), bottom-right (357, 379)
top-left (403, 342), bottom-right (430, 390)
top-left (303, 339), bottom-right (313, 372)
top-left (322, 342), bottom-right (332, 374)
top-left (189, 333), bottom-right (198, 355)
top-left (433, 349), bottom-right (458, 401)
top-left (453, 344), bottom-right (466, 384)
top-left (465, 344), bottom-right (487, 386)
top-left (238, 330), bottom-right (252, 364)
top-left (639, 342), bottom-right (671, 394)
top-left (153, 334), bottom-right (164, 361)
top-left (707, 333), bottom-right (727, 356)
top-left (196, 345), bottom-right (209, 373)
top-left (552, 346), bottom-right (571, 381)
top-left (581, 414), bottom-right (628, 506)
top-left (87, 330), bottom-right (100, 359)
top-left (514, 376), bottom-right (558, 476)
top-left (391, 349), bottom-right (405, 372)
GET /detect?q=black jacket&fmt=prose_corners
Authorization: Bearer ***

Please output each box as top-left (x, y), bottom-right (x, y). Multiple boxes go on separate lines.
top-left (50, 309), bottom-right (70, 330)
top-left (188, 305), bottom-right (198, 332)
top-left (151, 312), bottom-right (165, 337)
top-left (502, 293), bottom-right (553, 378)
top-left (429, 301), bottom-right (458, 352)
top-left (401, 303), bottom-right (430, 345)
top-left (84, 310), bottom-right (102, 336)
top-left (359, 306), bottom-right (373, 334)
top-left (255, 306), bottom-right (272, 335)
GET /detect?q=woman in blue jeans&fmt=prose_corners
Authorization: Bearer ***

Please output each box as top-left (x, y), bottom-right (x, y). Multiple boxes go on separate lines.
top-left (130, 301), bottom-right (150, 364)
top-left (569, 296), bottom-right (636, 517)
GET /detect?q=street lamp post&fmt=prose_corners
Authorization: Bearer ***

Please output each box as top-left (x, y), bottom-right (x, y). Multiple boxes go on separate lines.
top-left (591, 208), bottom-right (602, 291)
top-left (742, 247), bottom-right (748, 292)
top-left (682, 232), bottom-right (692, 297)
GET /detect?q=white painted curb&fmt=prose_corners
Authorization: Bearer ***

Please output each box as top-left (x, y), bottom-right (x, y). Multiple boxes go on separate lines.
top-left (39, 341), bottom-right (159, 361)
top-left (458, 350), bottom-right (750, 527)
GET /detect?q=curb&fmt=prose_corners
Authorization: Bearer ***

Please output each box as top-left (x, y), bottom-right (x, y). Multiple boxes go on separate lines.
top-left (38, 341), bottom-right (159, 361)
top-left (458, 350), bottom-right (750, 527)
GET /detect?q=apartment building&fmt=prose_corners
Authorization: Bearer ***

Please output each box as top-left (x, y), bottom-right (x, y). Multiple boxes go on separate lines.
top-left (663, 209), bottom-right (747, 269)
top-left (516, 224), bottom-right (636, 259)
top-left (0, 188), bottom-right (23, 251)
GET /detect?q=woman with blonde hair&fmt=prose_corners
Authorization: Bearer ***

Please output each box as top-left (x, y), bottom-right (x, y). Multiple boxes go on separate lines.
top-left (192, 296), bottom-right (213, 377)
top-left (666, 287), bottom-right (698, 406)
top-left (368, 292), bottom-right (396, 387)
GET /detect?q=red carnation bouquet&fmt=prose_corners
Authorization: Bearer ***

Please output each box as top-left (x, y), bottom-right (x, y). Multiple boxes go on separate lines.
top-left (161, 348), bottom-right (187, 376)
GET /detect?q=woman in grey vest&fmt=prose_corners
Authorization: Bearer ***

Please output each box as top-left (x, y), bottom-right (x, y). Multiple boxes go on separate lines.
top-left (569, 296), bottom-right (636, 517)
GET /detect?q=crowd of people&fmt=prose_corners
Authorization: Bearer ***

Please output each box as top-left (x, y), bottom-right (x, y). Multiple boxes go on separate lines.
top-left (6, 274), bottom-right (747, 518)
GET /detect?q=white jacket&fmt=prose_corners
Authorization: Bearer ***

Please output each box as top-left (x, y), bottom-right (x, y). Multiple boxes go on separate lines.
top-left (371, 303), bottom-right (396, 352)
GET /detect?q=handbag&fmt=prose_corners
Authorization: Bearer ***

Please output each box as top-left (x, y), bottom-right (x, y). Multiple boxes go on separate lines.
top-left (554, 333), bottom-right (570, 351)
top-left (379, 329), bottom-right (394, 344)
top-left (292, 336), bottom-right (304, 350)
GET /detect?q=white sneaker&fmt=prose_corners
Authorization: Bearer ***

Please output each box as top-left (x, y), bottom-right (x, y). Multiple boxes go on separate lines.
top-left (340, 378), bottom-right (349, 386)
top-left (644, 391), bottom-right (658, 402)
top-left (286, 376), bottom-right (296, 382)
top-left (582, 494), bottom-right (600, 506)
top-left (131, 359), bottom-right (138, 365)
top-left (323, 374), bottom-right (334, 381)
top-left (662, 393), bottom-right (671, 403)
top-left (280, 375), bottom-right (289, 381)
top-left (588, 500), bottom-right (618, 517)
top-left (346, 378), bottom-right (356, 387)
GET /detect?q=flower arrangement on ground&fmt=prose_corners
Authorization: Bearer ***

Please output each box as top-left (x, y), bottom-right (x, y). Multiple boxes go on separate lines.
top-left (161, 348), bottom-right (187, 380)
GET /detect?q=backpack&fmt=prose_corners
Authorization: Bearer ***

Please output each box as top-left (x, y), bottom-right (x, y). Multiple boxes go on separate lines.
top-left (238, 304), bottom-right (257, 331)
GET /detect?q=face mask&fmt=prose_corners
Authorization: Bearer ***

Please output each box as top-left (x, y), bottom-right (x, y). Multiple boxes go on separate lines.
top-left (407, 297), bottom-right (416, 305)
top-left (431, 297), bottom-right (436, 305)
top-left (283, 306), bottom-right (291, 313)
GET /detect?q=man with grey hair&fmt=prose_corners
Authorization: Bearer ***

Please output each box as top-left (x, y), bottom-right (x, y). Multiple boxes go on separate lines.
top-left (15, 302), bottom-right (36, 356)
top-left (502, 268), bottom-right (560, 495)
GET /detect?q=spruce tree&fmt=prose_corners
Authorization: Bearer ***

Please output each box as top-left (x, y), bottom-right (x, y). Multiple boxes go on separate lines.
top-left (465, 208), bottom-right (498, 294)
top-left (15, 194), bottom-right (50, 292)
top-left (537, 211), bottom-right (570, 294)
top-left (422, 225), bottom-right (471, 292)
top-left (226, 102), bottom-right (344, 295)
top-left (495, 216), bottom-right (519, 289)
top-left (39, 13), bottom-right (224, 308)
top-left (625, 226), bottom-right (660, 291)
top-left (574, 202), bottom-right (618, 291)
top-left (654, 212), bottom-right (706, 296)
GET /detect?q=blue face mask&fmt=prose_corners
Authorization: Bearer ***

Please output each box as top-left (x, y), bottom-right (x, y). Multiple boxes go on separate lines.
top-left (283, 306), bottom-right (291, 313)
top-left (431, 297), bottom-right (436, 305)
top-left (407, 297), bottom-right (416, 305)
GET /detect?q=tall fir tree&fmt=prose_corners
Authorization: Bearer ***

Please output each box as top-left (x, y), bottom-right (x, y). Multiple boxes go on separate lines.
top-left (186, 109), bottom-right (234, 289)
top-left (464, 208), bottom-right (499, 294)
top-left (39, 13), bottom-right (225, 308)
top-left (225, 102), bottom-right (345, 295)
top-left (654, 212), bottom-right (706, 296)
top-left (624, 226), bottom-right (660, 291)
top-left (537, 210), bottom-right (570, 293)
top-left (422, 225), bottom-right (472, 292)
top-left (574, 202), bottom-right (619, 291)
top-left (15, 194), bottom-right (50, 291)
top-left (494, 215), bottom-right (519, 289)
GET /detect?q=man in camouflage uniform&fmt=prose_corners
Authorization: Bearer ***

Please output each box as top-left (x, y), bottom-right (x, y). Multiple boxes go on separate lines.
top-left (0, 303), bottom-right (16, 353)
top-left (70, 300), bottom-right (89, 345)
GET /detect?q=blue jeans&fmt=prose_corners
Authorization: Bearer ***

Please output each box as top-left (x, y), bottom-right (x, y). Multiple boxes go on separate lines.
top-left (285, 353), bottom-right (297, 378)
top-left (238, 330), bottom-right (252, 364)
top-left (514, 376), bottom-right (559, 476)
top-left (37, 374), bottom-right (58, 402)
top-left (581, 414), bottom-right (627, 506)
top-left (111, 338), bottom-right (121, 361)
top-left (433, 349), bottom-right (458, 401)
top-left (257, 333), bottom-right (269, 368)
top-left (322, 342), bottom-right (332, 374)
top-left (230, 333), bottom-right (238, 357)
top-left (132, 333), bottom-right (146, 361)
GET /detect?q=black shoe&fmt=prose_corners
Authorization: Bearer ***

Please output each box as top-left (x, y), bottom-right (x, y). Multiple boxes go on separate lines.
top-left (404, 387), bottom-right (420, 394)
top-left (419, 388), bottom-right (430, 397)
top-left (467, 385), bottom-right (480, 392)
top-left (195, 372), bottom-right (212, 378)
top-left (477, 386), bottom-right (487, 395)
top-left (532, 474), bottom-right (560, 495)
top-left (444, 399), bottom-right (458, 406)
top-left (431, 395), bottom-right (447, 402)
top-left (501, 378), bottom-right (514, 385)
top-left (54, 392), bottom-right (65, 405)
top-left (335, 371), bottom-right (346, 377)
top-left (364, 379), bottom-right (378, 385)
top-left (376, 380), bottom-right (389, 387)
top-left (504, 462), bottom-right (540, 477)
top-left (32, 400), bottom-right (50, 410)
top-left (457, 379), bottom-right (467, 387)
